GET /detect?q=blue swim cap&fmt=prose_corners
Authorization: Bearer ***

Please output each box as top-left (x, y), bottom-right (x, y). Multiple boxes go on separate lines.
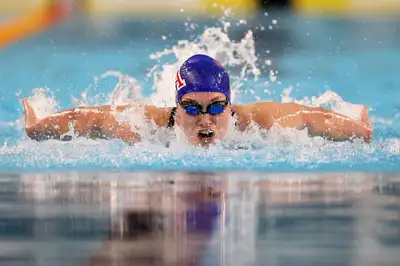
top-left (175, 54), bottom-right (230, 102)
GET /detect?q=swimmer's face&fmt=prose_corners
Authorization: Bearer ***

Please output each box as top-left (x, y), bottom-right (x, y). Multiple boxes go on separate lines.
top-left (176, 92), bottom-right (231, 146)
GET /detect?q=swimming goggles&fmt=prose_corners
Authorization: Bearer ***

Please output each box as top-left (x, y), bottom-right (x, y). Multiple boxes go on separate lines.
top-left (179, 99), bottom-right (228, 116)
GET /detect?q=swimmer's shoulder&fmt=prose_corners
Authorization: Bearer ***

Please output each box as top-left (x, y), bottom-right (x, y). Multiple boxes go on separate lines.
top-left (142, 105), bottom-right (173, 127)
top-left (70, 104), bottom-right (131, 113)
top-left (232, 101), bottom-right (290, 116)
top-left (106, 104), bottom-right (174, 127)
top-left (232, 102), bottom-right (278, 130)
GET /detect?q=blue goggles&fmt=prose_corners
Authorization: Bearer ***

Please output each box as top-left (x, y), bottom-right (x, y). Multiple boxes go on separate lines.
top-left (179, 99), bottom-right (228, 116)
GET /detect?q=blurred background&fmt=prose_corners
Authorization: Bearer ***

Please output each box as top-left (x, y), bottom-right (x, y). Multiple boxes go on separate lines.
top-left (1, 0), bottom-right (399, 109)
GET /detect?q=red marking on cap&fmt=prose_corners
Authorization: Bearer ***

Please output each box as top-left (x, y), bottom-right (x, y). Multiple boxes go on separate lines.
top-left (214, 60), bottom-right (223, 68)
top-left (175, 71), bottom-right (186, 90)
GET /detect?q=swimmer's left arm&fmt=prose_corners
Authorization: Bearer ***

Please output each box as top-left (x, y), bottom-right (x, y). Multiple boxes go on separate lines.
top-left (250, 102), bottom-right (373, 143)
top-left (302, 105), bottom-right (373, 143)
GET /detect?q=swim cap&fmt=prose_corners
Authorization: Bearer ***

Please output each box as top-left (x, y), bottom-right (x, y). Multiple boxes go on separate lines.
top-left (175, 54), bottom-right (230, 102)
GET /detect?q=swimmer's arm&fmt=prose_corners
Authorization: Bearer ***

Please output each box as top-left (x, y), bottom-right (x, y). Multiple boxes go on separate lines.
top-left (23, 100), bottom-right (140, 144)
top-left (302, 105), bottom-right (372, 143)
top-left (251, 102), bottom-right (373, 143)
top-left (87, 106), bottom-right (172, 143)
top-left (100, 112), bottom-right (141, 144)
top-left (23, 109), bottom-right (79, 140)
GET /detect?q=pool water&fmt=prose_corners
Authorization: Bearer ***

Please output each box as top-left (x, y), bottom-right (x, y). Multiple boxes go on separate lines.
top-left (0, 171), bottom-right (399, 265)
top-left (0, 11), bottom-right (399, 171)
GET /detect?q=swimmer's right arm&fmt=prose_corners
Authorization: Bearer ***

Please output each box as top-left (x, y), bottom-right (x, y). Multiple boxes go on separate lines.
top-left (22, 100), bottom-right (141, 144)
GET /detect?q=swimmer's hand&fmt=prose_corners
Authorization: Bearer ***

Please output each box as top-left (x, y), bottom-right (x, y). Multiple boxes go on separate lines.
top-left (248, 102), bottom-right (373, 143)
top-left (22, 99), bottom-right (141, 145)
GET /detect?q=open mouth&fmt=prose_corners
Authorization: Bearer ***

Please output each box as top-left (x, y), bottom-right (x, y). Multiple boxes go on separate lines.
top-left (198, 129), bottom-right (215, 139)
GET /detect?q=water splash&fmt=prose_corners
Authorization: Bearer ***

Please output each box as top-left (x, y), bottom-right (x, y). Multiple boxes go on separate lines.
top-left (281, 88), bottom-right (364, 121)
top-left (0, 133), bottom-right (398, 171)
top-left (148, 18), bottom-right (261, 106)
top-left (25, 88), bottom-right (59, 120)
top-left (70, 71), bottom-right (144, 107)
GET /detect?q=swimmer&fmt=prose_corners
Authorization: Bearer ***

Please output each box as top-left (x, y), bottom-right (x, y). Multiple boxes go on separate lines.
top-left (22, 54), bottom-right (373, 146)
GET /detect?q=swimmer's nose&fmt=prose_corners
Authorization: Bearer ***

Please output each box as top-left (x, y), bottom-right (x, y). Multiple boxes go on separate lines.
top-left (197, 113), bottom-right (213, 127)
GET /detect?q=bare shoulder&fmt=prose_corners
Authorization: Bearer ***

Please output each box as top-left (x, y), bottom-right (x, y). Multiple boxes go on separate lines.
top-left (144, 105), bottom-right (174, 127)
top-left (232, 102), bottom-right (306, 130)
top-left (252, 102), bottom-right (309, 118)
top-left (103, 104), bottom-right (173, 127)
top-left (231, 102), bottom-right (275, 130)
top-left (66, 104), bottom-right (130, 114)
top-left (78, 104), bottom-right (173, 128)
top-left (232, 101), bottom-right (283, 113)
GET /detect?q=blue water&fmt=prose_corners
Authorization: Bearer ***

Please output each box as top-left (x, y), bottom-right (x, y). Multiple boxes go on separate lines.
top-left (0, 11), bottom-right (399, 172)
top-left (0, 171), bottom-right (399, 266)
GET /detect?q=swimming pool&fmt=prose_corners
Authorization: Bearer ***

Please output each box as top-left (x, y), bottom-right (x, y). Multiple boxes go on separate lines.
top-left (0, 171), bottom-right (399, 265)
top-left (0, 11), bottom-right (399, 172)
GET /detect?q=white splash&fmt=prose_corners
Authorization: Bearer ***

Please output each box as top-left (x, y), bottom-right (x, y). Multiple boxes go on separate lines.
top-left (25, 88), bottom-right (59, 120)
top-left (281, 88), bottom-right (364, 121)
top-left (71, 71), bottom-right (144, 107)
top-left (148, 18), bottom-right (261, 106)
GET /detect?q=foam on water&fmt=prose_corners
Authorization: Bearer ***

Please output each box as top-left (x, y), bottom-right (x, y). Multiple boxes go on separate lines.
top-left (0, 132), bottom-right (397, 171)
top-left (1, 16), bottom-right (399, 171)
top-left (280, 88), bottom-right (364, 121)
top-left (23, 88), bottom-right (60, 119)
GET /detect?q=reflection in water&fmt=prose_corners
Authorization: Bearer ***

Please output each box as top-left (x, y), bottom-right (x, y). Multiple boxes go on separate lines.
top-left (0, 172), bottom-right (398, 266)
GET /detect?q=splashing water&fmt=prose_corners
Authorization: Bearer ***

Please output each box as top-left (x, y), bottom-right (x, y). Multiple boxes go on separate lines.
top-left (25, 88), bottom-right (60, 120)
top-left (2, 17), bottom-right (399, 172)
top-left (148, 18), bottom-right (261, 106)
top-left (281, 88), bottom-right (363, 121)
top-left (70, 71), bottom-right (144, 107)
